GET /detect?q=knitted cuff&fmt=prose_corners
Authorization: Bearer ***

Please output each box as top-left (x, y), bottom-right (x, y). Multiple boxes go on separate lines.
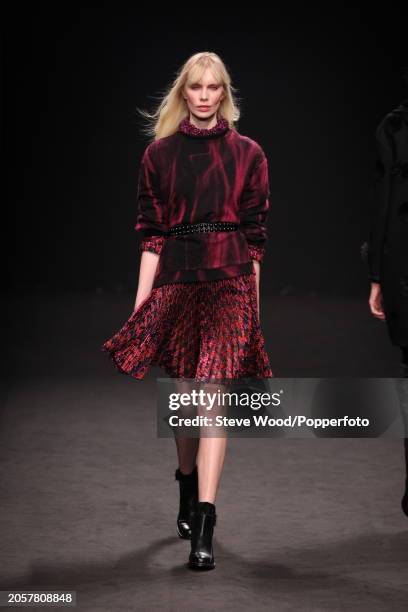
top-left (248, 244), bottom-right (265, 263)
top-left (139, 235), bottom-right (165, 255)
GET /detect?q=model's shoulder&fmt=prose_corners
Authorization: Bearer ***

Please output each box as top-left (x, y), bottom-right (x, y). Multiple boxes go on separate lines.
top-left (142, 132), bottom-right (179, 160)
top-left (229, 129), bottom-right (266, 159)
top-left (144, 133), bottom-right (173, 151)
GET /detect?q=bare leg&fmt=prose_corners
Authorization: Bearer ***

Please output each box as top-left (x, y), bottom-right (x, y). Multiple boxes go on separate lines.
top-left (196, 382), bottom-right (228, 503)
top-left (173, 379), bottom-right (199, 474)
top-left (196, 437), bottom-right (227, 503)
top-left (187, 381), bottom-right (228, 570)
top-left (175, 437), bottom-right (199, 474)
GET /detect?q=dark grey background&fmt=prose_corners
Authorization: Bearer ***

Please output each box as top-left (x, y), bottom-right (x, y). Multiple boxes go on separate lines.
top-left (4, 5), bottom-right (407, 296)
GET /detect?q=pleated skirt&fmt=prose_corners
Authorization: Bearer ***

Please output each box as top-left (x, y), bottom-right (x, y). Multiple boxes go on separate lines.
top-left (101, 273), bottom-right (273, 382)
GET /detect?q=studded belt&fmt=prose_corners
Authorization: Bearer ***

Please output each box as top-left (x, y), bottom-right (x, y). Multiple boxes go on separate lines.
top-left (167, 221), bottom-right (239, 236)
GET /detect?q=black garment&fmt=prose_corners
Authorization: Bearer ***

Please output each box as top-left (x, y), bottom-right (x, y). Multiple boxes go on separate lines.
top-left (365, 99), bottom-right (408, 346)
top-left (399, 347), bottom-right (408, 502)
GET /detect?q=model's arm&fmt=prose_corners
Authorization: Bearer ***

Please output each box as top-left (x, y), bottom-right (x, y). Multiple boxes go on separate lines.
top-left (134, 244), bottom-right (162, 311)
top-left (135, 252), bottom-right (159, 310)
top-left (367, 118), bottom-right (393, 320)
top-left (239, 150), bottom-right (270, 322)
top-left (133, 144), bottom-right (168, 311)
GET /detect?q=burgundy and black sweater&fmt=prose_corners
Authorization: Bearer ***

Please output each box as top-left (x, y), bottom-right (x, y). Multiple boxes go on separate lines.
top-left (135, 115), bottom-right (270, 289)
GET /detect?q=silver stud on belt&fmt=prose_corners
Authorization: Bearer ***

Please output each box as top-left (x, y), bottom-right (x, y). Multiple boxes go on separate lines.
top-left (167, 222), bottom-right (239, 236)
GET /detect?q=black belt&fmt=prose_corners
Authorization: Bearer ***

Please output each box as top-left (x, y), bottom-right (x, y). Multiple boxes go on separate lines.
top-left (167, 222), bottom-right (239, 236)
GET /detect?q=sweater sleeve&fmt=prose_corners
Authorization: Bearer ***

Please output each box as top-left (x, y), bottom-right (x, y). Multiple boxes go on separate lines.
top-left (134, 143), bottom-right (168, 255)
top-left (239, 150), bottom-right (270, 263)
top-left (367, 116), bottom-right (394, 282)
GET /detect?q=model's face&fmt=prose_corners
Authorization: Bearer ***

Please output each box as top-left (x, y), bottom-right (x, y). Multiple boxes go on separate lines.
top-left (183, 68), bottom-right (224, 120)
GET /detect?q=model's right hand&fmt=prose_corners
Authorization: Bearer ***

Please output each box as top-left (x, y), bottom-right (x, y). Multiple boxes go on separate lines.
top-left (369, 282), bottom-right (386, 320)
top-left (133, 292), bottom-right (150, 313)
top-left (133, 251), bottom-right (159, 313)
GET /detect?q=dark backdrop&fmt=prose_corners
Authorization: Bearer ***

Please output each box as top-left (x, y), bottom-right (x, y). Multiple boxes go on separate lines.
top-left (4, 4), bottom-right (407, 297)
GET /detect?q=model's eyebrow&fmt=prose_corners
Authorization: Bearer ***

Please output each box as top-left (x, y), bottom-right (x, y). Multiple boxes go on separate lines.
top-left (188, 81), bottom-right (221, 86)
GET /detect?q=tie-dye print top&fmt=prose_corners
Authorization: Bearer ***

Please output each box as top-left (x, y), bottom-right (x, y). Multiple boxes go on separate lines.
top-left (135, 115), bottom-right (270, 288)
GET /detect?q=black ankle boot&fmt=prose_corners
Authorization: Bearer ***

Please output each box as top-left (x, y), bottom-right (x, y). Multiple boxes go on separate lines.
top-left (188, 501), bottom-right (217, 570)
top-left (175, 466), bottom-right (198, 539)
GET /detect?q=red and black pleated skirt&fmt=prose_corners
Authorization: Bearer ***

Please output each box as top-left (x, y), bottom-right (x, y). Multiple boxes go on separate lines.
top-left (101, 273), bottom-right (273, 382)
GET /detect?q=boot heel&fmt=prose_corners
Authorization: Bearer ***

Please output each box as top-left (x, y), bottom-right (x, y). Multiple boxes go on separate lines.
top-left (175, 466), bottom-right (198, 539)
top-left (188, 501), bottom-right (217, 570)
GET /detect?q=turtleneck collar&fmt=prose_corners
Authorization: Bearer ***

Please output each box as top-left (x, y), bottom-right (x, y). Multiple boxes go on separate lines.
top-left (178, 115), bottom-right (230, 139)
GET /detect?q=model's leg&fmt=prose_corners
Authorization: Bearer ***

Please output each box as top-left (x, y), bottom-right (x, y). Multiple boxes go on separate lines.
top-left (196, 436), bottom-right (227, 503)
top-left (173, 379), bottom-right (199, 473)
top-left (196, 381), bottom-right (228, 502)
top-left (175, 438), bottom-right (199, 474)
top-left (188, 381), bottom-right (228, 570)
top-left (173, 379), bottom-right (199, 539)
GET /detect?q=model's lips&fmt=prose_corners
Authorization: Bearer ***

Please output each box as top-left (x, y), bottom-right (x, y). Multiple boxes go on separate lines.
top-left (197, 106), bottom-right (210, 110)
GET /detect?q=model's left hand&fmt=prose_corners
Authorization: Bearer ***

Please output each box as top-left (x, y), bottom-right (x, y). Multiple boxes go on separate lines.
top-left (369, 282), bottom-right (386, 321)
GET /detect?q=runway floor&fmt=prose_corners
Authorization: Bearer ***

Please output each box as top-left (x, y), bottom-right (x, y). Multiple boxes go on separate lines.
top-left (1, 290), bottom-right (407, 611)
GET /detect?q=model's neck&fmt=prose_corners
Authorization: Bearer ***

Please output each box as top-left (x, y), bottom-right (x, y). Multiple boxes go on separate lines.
top-left (178, 115), bottom-right (229, 139)
top-left (188, 112), bottom-right (218, 131)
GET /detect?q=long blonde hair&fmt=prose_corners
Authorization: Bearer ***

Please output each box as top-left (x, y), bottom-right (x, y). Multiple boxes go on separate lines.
top-left (137, 52), bottom-right (241, 141)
